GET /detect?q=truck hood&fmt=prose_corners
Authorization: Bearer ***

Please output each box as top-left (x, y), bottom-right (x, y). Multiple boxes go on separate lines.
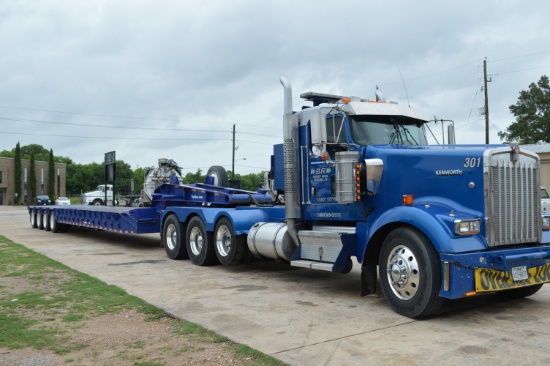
top-left (363, 144), bottom-right (510, 215)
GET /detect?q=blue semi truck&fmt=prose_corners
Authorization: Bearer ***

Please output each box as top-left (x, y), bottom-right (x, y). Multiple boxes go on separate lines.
top-left (28, 76), bottom-right (550, 318)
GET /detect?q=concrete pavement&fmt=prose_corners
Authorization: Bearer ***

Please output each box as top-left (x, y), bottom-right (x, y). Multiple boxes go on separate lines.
top-left (1, 206), bottom-right (549, 365)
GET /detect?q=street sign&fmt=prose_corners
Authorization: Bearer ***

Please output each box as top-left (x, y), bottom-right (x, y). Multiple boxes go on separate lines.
top-left (105, 151), bottom-right (116, 165)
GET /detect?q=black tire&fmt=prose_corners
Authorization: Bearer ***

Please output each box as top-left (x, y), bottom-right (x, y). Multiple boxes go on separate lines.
top-left (214, 217), bottom-right (249, 265)
top-left (30, 211), bottom-right (38, 229)
top-left (206, 166), bottom-right (228, 187)
top-left (38, 211), bottom-right (46, 230)
top-left (162, 214), bottom-right (188, 260)
top-left (186, 216), bottom-right (216, 266)
top-left (92, 199), bottom-right (103, 206)
top-left (45, 211), bottom-right (52, 231)
top-left (49, 212), bottom-right (61, 233)
top-left (379, 227), bottom-right (444, 318)
top-left (495, 284), bottom-right (543, 299)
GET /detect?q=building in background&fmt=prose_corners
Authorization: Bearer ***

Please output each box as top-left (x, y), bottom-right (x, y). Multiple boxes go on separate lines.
top-left (0, 157), bottom-right (66, 205)
top-left (521, 143), bottom-right (550, 190)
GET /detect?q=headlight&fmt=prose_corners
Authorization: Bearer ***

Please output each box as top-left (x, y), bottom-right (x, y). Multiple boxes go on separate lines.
top-left (543, 216), bottom-right (550, 230)
top-left (454, 219), bottom-right (481, 235)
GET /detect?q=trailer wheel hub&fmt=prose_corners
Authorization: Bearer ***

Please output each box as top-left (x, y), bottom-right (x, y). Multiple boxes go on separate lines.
top-left (216, 225), bottom-right (231, 257)
top-left (189, 227), bottom-right (204, 255)
top-left (165, 223), bottom-right (177, 251)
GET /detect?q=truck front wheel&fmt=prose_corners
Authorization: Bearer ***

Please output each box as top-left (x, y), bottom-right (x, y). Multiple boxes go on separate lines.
top-left (379, 227), bottom-right (443, 318)
top-left (214, 217), bottom-right (249, 265)
top-left (92, 199), bottom-right (103, 206)
top-left (163, 215), bottom-right (188, 260)
top-left (186, 216), bottom-right (216, 266)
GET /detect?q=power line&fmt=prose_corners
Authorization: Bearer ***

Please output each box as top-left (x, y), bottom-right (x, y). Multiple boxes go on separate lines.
top-left (0, 130), bottom-right (274, 144)
top-left (0, 104), bottom-right (282, 131)
top-left (0, 116), bottom-right (282, 139)
top-left (0, 131), bottom-right (230, 141)
top-left (492, 50), bottom-right (550, 63)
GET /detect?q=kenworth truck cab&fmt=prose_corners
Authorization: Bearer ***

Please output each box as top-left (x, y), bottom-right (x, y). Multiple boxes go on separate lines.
top-left (268, 76), bottom-right (550, 317)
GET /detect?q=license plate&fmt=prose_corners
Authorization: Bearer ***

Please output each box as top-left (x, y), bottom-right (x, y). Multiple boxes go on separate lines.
top-left (511, 266), bottom-right (528, 281)
top-left (474, 263), bottom-right (550, 293)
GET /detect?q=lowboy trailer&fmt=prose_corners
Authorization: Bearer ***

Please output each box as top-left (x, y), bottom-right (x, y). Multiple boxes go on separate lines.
top-left (28, 77), bottom-right (550, 318)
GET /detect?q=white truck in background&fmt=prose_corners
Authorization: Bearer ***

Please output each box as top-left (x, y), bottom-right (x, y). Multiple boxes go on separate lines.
top-left (81, 184), bottom-right (114, 206)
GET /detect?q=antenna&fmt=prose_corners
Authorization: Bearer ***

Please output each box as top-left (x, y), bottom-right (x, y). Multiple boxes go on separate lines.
top-left (397, 64), bottom-right (410, 107)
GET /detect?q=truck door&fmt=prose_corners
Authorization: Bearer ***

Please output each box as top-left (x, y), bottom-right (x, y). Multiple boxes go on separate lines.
top-left (307, 114), bottom-right (345, 204)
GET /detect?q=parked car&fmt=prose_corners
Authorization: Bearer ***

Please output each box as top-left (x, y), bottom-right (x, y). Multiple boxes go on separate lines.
top-left (55, 197), bottom-right (71, 205)
top-left (33, 195), bottom-right (51, 205)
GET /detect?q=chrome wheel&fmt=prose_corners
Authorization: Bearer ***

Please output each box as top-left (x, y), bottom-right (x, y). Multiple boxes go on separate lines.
top-left (215, 224), bottom-right (231, 257)
top-left (189, 226), bottom-right (204, 256)
top-left (385, 245), bottom-right (420, 300)
top-left (165, 223), bottom-right (177, 251)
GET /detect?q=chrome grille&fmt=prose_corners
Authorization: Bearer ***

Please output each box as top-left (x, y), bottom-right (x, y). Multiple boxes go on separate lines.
top-left (485, 147), bottom-right (541, 247)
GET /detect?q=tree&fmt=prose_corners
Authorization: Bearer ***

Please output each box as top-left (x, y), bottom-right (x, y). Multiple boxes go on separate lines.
top-left (114, 160), bottom-right (133, 195)
top-left (48, 149), bottom-right (56, 200)
top-left (29, 152), bottom-right (37, 199)
top-left (499, 75), bottom-right (550, 143)
top-left (133, 167), bottom-right (145, 195)
top-left (14, 142), bottom-right (21, 205)
top-left (235, 172), bottom-right (266, 191)
top-left (183, 169), bottom-right (204, 184)
top-left (66, 162), bottom-right (103, 195)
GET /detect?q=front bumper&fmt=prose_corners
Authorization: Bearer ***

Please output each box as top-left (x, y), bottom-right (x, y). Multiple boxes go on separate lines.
top-left (439, 245), bottom-right (550, 299)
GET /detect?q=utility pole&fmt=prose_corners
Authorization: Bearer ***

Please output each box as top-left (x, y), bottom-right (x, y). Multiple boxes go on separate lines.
top-left (231, 124), bottom-right (236, 180)
top-left (483, 58), bottom-right (490, 144)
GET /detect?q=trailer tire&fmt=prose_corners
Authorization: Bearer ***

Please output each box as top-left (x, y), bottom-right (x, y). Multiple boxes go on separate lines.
top-left (214, 217), bottom-right (249, 265)
top-left (30, 210), bottom-right (38, 228)
top-left (379, 227), bottom-right (443, 318)
top-left (495, 284), bottom-right (543, 299)
top-left (45, 211), bottom-right (52, 231)
top-left (163, 214), bottom-right (188, 260)
top-left (38, 210), bottom-right (46, 230)
top-left (206, 166), bottom-right (228, 187)
top-left (186, 216), bottom-right (216, 266)
top-left (49, 212), bottom-right (61, 233)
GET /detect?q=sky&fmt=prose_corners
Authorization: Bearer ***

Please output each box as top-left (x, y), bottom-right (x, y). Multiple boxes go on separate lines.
top-left (1, 0), bottom-right (550, 176)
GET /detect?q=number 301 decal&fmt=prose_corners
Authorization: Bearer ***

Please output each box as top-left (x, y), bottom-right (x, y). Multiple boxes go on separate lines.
top-left (464, 157), bottom-right (481, 168)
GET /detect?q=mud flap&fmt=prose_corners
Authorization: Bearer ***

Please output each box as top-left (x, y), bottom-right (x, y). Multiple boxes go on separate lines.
top-left (361, 264), bottom-right (377, 296)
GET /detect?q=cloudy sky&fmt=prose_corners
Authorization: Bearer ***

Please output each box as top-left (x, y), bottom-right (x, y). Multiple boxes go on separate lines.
top-left (1, 0), bottom-right (549, 176)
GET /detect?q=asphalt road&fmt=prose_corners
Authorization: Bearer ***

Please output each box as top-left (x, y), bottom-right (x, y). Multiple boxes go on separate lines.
top-left (2, 206), bottom-right (550, 365)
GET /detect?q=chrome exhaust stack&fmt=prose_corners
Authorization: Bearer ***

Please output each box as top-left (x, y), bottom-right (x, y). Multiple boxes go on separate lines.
top-left (279, 75), bottom-right (300, 246)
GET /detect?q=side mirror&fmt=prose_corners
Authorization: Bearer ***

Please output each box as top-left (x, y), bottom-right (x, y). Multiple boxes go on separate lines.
top-left (310, 110), bottom-right (327, 157)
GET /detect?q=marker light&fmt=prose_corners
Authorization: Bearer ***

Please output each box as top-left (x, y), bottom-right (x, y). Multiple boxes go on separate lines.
top-left (322, 152), bottom-right (329, 161)
top-left (355, 164), bottom-right (362, 200)
top-left (403, 195), bottom-right (414, 205)
top-left (454, 219), bottom-right (481, 235)
top-left (341, 97), bottom-right (351, 104)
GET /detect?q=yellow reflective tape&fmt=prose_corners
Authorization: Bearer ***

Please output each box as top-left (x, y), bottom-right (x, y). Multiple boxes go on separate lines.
top-left (475, 263), bottom-right (550, 293)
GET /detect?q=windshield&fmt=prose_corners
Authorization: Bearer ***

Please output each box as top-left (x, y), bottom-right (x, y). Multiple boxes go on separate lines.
top-left (349, 115), bottom-right (428, 146)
